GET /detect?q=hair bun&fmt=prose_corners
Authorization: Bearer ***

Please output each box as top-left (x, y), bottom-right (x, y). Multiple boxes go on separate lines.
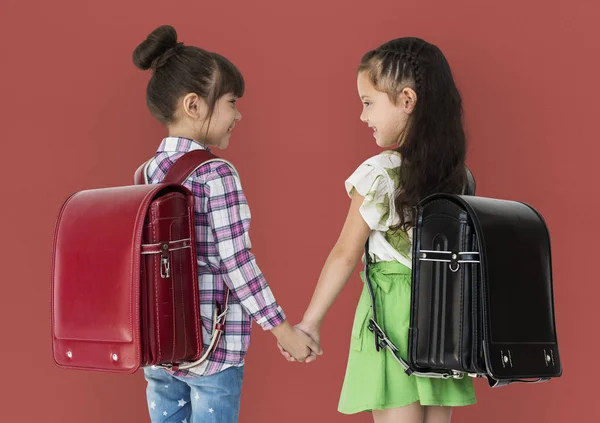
top-left (133, 25), bottom-right (179, 71)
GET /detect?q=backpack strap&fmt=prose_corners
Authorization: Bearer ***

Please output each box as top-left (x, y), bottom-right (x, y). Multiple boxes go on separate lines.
top-left (137, 149), bottom-right (233, 370)
top-left (363, 164), bottom-right (477, 380)
top-left (363, 239), bottom-right (463, 380)
top-left (133, 150), bottom-right (218, 185)
top-left (133, 160), bottom-right (150, 185)
top-left (163, 150), bottom-right (218, 184)
top-left (173, 288), bottom-right (230, 370)
top-left (463, 166), bottom-right (476, 196)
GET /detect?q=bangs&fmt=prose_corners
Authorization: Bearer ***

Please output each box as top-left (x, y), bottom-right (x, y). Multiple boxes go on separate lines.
top-left (212, 53), bottom-right (245, 99)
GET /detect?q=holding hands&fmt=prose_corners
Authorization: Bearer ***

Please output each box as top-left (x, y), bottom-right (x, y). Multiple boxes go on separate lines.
top-left (271, 320), bottom-right (322, 363)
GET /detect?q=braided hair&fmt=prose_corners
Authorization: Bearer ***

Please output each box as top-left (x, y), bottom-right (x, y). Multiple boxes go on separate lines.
top-left (358, 38), bottom-right (467, 232)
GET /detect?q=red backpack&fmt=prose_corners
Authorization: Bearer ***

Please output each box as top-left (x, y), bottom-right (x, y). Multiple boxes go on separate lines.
top-left (51, 150), bottom-right (229, 373)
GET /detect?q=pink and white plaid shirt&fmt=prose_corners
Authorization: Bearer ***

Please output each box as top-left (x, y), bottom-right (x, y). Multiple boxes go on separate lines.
top-left (145, 137), bottom-right (286, 376)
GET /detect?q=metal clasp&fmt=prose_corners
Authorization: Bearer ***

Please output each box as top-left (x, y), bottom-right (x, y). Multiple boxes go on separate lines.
top-left (160, 243), bottom-right (170, 278)
top-left (418, 250), bottom-right (479, 273)
top-left (449, 253), bottom-right (460, 272)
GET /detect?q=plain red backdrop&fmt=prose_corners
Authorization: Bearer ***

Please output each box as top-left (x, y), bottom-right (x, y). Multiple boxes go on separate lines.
top-left (0, 0), bottom-right (596, 421)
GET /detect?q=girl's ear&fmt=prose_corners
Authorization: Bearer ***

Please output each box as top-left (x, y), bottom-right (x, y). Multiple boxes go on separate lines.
top-left (182, 93), bottom-right (208, 120)
top-left (398, 87), bottom-right (418, 114)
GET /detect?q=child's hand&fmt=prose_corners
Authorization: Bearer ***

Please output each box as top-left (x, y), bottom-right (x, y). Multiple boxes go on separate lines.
top-left (277, 320), bottom-right (322, 363)
top-left (272, 321), bottom-right (322, 362)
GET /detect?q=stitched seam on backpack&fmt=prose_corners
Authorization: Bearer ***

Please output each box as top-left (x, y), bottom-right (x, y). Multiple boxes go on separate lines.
top-left (153, 208), bottom-right (161, 363)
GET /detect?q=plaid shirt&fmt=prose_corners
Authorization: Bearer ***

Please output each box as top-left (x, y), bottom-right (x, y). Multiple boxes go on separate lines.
top-left (145, 137), bottom-right (286, 376)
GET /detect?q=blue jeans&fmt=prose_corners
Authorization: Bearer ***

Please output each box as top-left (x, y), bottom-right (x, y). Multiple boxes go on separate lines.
top-left (144, 366), bottom-right (244, 423)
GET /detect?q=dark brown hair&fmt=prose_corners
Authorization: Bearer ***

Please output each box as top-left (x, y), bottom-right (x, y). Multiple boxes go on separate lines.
top-left (133, 25), bottom-right (245, 130)
top-left (358, 37), bottom-right (466, 231)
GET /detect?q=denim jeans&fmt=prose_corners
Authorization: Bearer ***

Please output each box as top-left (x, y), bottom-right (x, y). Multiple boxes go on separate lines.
top-left (144, 366), bottom-right (244, 423)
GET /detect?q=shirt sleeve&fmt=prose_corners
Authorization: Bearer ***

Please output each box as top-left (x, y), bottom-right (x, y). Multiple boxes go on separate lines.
top-left (205, 163), bottom-right (286, 330)
top-left (344, 159), bottom-right (392, 231)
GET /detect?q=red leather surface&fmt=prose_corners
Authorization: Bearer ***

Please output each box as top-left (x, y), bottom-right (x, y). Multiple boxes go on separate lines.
top-left (141, 191), bottom-right (201, 366)
top-left (52, 184), bottom-right (201, 373)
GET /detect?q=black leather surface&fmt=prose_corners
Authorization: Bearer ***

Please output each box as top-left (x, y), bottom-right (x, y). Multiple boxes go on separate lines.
top-left (409, 193), bottom-right (561, 384)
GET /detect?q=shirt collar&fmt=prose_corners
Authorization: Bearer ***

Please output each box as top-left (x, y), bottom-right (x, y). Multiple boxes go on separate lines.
top-left (156, 137), bottom-right (211, 154)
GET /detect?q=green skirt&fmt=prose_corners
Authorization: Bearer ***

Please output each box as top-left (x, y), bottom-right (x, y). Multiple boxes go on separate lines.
top-left (338, 260), bottom-right (477, 414)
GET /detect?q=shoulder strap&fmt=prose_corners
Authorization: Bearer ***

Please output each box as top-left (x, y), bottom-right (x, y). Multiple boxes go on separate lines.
top-left (463, 166), bottom-right (476, 196)
top-left (363, 240), bottom-right (462, 380)
top-left (163, 150), bottom-right (218, 185)
top-left (133, 160), bottom-right (150, 185)
top-left (136, 149), bottom-right (231, 370)
top-left (134, 150), bottom-right (218, 186)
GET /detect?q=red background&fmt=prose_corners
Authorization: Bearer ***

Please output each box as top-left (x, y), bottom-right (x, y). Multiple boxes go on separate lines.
top-left (0, 0), bottom-right (596, 421)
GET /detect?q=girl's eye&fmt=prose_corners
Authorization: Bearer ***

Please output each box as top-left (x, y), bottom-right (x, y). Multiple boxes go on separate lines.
top-left (363, 102), bottom-right (371, 107)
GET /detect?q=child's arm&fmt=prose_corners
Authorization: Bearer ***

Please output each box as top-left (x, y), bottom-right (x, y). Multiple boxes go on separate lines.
top-left (205, 164), bottom-right (321, 361)
top-left (299, 190), bottom-right (371, 339)
top-left (279, 160), bottom-right (387, 362)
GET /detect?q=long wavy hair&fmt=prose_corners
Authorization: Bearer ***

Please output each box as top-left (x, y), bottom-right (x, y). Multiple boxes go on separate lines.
top-left (358, 37), bottom-right (467, 231)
